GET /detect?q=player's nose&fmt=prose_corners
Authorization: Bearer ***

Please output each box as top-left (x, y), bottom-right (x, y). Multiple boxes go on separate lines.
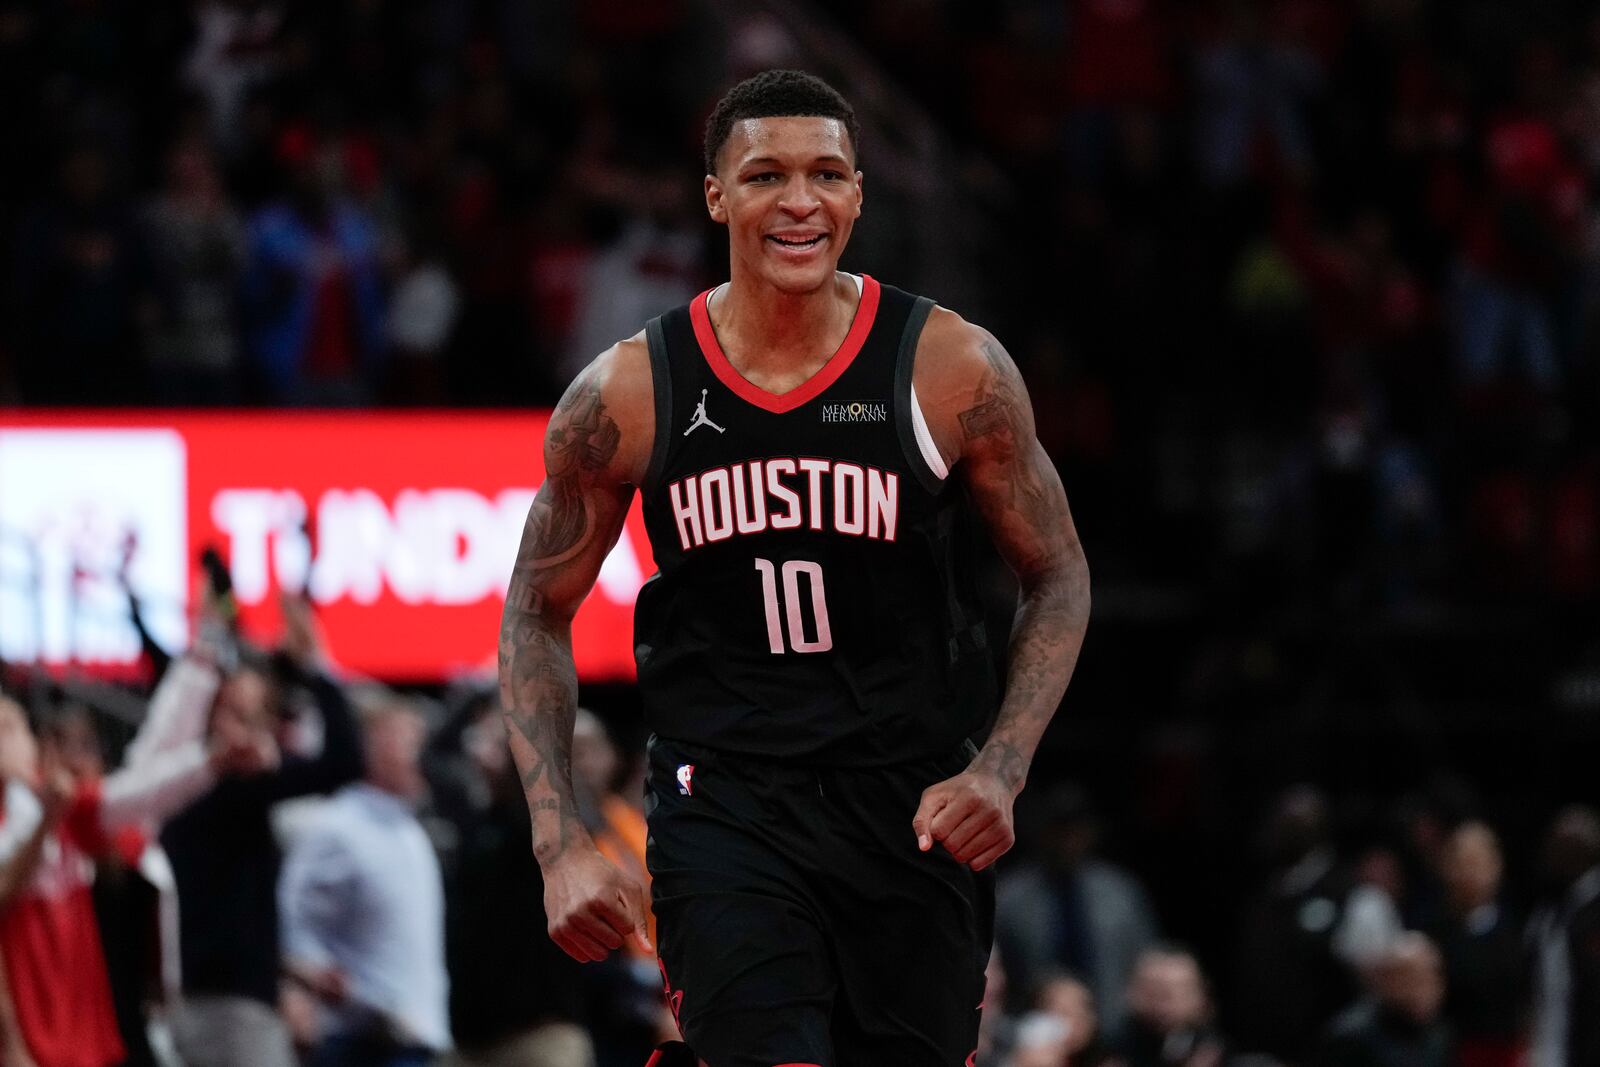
top-left (776, 179), bottom-right (822, 216)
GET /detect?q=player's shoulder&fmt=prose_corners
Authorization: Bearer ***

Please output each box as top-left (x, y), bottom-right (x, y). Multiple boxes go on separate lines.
top-left (914, 305), bottom-right (1010, 390)
top-left (908, 305), bottom-right (1032, 465)
top-left (588, 331), bottom-right (653, 406)
top-left (550, 332), bottom-right (656, 485)
top-left (912, 304), bottom-right (1013, 409)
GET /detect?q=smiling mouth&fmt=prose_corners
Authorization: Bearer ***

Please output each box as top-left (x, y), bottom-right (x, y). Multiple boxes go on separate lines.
top-left (767, 234), bottom-right (826, 250)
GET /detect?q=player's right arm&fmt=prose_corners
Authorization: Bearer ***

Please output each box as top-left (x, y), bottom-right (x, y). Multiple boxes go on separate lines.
top-left (498, 337), bottom-right (654, 963)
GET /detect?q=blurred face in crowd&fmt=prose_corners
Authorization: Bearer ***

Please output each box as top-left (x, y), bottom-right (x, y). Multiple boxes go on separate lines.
top-left (168, 139), bottom-right (221, 202)
top-left (211, 667), bottom-right (275, 740)
top-left (1259, 785), bottom-right (1329, 869)
top-left (705, 116), bottom-right (862, 295)
top-left (463, 705), bottom-right (510, 781)
top-left (365, 706), bottom-right (426, 802)
top-left (62, 147), bottom-right (109, 208)
top-left (1043, 819), bottom-right (1097, 874)
top-left (571, 709), bottom-right (617, 799)
top-left (0, 698), bottom-right (38, 784)
top-left (1035, 785), bottom-right (1097, 874)
top-left (1373, 934), bottom-right (1444, 1024)
top-left (1037, 975), bottom-right (1098, 1054)
top-left (44, 706), bottom-right (103, 779)
top-left (1542, 806), bottom-right (1600, 892)
top-left (1127, 951), bottom-right (1209, 1032)
top-left (1356, 845), bottom-right (1406, 904)
top-left (1443, 821), bottom-right (1502, 912)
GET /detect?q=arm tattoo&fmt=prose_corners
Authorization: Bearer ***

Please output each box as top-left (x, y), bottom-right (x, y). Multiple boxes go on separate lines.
top-left (956, 341), bottom-right (1018, 439)
top-left (521, 378), bottom-right (621, 568)
top-left (956, 335), bottom-right (1090, 793)
top-left (970, 739), bottom-right (1028, 791)
top-left (498, 371), bottom-right (622, 865)
top-left (959, 340), bottom-right (1058, 520)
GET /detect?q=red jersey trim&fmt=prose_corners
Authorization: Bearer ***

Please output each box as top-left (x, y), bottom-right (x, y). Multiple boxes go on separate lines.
top-left (689, 275), bottom-right (881, 414)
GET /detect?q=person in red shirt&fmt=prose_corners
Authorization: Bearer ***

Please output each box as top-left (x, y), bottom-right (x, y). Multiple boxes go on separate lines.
top-left (0, 719), bottom-right (124, 1067)
top-left (0, 680), bottom-right (265, 1067)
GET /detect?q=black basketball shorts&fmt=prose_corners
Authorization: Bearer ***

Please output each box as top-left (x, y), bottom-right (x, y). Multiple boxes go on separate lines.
top-left (645, 735), bottom-right (994, 1067)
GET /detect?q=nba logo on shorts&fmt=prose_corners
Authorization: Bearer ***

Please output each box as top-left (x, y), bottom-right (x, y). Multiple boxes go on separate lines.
top-left (676, 763), bottom-right (695, 796)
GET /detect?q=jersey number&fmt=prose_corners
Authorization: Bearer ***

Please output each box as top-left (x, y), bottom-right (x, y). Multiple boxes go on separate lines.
top-left (754, 558), bottom-right (833, 654)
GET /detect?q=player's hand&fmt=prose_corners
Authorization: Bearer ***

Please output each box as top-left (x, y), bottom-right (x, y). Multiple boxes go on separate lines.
top-left (542, 845), bottom-right (653, 963)
top-left (912, 768), bottom-right (1017, 871)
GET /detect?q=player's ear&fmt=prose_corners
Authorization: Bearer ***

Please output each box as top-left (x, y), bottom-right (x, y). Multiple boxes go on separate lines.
top-left (853, 170), bottom-right (863, 219)
top-left (705, 175), bottom-right (728, 224)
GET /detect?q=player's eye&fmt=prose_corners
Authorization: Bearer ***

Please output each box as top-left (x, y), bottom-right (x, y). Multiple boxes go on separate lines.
top-left (746, 172), bottom-right (780, 183)
top-left (817, 171), bottom-right (845, 181)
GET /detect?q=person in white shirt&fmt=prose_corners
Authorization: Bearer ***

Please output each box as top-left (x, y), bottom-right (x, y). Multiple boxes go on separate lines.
top-left (280, 698), bottom-right (450, 1067)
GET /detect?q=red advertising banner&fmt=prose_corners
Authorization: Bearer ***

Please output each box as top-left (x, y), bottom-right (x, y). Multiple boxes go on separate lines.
top-left (0, 411), bottom-right (651, 681)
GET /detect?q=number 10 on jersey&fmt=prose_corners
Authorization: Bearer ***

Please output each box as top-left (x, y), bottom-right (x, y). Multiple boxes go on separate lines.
top-left (754, 558), bottom-right (833, 654)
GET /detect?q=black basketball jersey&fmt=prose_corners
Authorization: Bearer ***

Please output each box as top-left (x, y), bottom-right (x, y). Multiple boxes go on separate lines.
top-left (634, 275), bottom-right (997, 766)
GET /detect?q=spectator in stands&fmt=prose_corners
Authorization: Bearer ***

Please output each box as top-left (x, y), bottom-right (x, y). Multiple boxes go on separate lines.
top-left (0, 676), bottom-right (259, 1067)
top-left (141, 135), bottom-right (248, 404)
top-left (444, 697), bottom-right (590, 1067)
top-left (1231, 786), bottom-right (1401, 1061)
top-left (997, 784), bottom-right (1159, 1031)
top-left (383, 227), bottom-right (458, 405)
top-left (163, 595), bottom-right (364, 1067)
top-left (1112, 947), bottom-right (1226, 1067)
top-left (1007, 972), bottom-right (1104, 1067)
top-left (1424, 821), bottom-right (1524, 1067)
top-left (1317, 933), bottom-right (1452, 1067)
top-left (280, 697), bottom-right (450, 1067)
top-left (573, 711), bottom-right (670, 1067)
top-left (1040, 973), bottom-right (1103, 1067)
top-left (241, 126), bottom-right (386, 404)
top-left (562, 167), bottom-right (703, 383)
top-left (1528, 806), bottom-right (1600, 1067)
top-left (977, 950), bottom-right (1017, 1067)
top-left (573, 709), bottom-right (650, 952)
top-left (44, 705), bottom-right (163, 1067)
top-left (7, 145), bottom-right (151, 403)
top-left (182, 0), bottom-right (284, 154)
top-left (1450, 60), bottom-right (1585, 396)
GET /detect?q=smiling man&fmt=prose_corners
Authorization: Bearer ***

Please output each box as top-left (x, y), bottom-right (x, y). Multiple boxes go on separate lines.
top-left (498, 70), bottom-right (1090, 1066)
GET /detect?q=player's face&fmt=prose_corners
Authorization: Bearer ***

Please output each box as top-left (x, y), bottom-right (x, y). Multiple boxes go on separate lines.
top-left (706, 116), bottom-right (862, 294)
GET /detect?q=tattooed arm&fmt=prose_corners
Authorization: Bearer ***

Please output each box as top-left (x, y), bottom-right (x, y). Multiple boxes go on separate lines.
top-left (499, 337), bottom-right (655, 961)
top-left (910, 310), bottom-right (1091, 871)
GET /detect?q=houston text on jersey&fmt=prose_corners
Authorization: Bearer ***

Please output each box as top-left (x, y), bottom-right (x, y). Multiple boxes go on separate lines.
top-left (666, 457), bottom-right (899, 552)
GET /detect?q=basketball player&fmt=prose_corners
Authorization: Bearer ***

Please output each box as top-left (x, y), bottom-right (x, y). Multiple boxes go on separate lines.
top-left (499, 70), bottom-right (1090, 1066)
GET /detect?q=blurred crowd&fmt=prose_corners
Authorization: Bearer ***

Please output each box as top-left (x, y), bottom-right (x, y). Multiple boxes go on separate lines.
top-left (3, 0), bottom-right (1599, 619)
top-left (0, 587), bottom-right (679, 1067)
top-left (3, 604), bottom-right (1600, 1067)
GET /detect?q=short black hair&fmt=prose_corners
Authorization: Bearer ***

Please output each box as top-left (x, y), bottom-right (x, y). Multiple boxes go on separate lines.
top-left (703, 69), bottom-right (860, 176)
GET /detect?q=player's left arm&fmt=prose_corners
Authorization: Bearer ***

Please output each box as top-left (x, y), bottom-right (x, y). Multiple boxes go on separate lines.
top-left (911, 312), bottom-right (1090, 871)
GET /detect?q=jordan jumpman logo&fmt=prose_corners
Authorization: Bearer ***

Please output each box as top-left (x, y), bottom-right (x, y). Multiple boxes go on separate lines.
top-left (684, 389), bottom-right (726, 436)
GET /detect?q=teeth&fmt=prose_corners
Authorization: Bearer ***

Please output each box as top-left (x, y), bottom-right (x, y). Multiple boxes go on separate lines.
top-left (770, 235), bottom-right (823, 248)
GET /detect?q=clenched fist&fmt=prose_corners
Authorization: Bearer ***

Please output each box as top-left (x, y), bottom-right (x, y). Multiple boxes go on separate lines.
top-left (912, 769), bottom-right (1017, 871)
top-left (543, 845), bottom-right (653, 962)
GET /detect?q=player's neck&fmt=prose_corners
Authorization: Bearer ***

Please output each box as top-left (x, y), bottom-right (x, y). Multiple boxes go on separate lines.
top-left (713, 269), bottom-right (857, 372)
